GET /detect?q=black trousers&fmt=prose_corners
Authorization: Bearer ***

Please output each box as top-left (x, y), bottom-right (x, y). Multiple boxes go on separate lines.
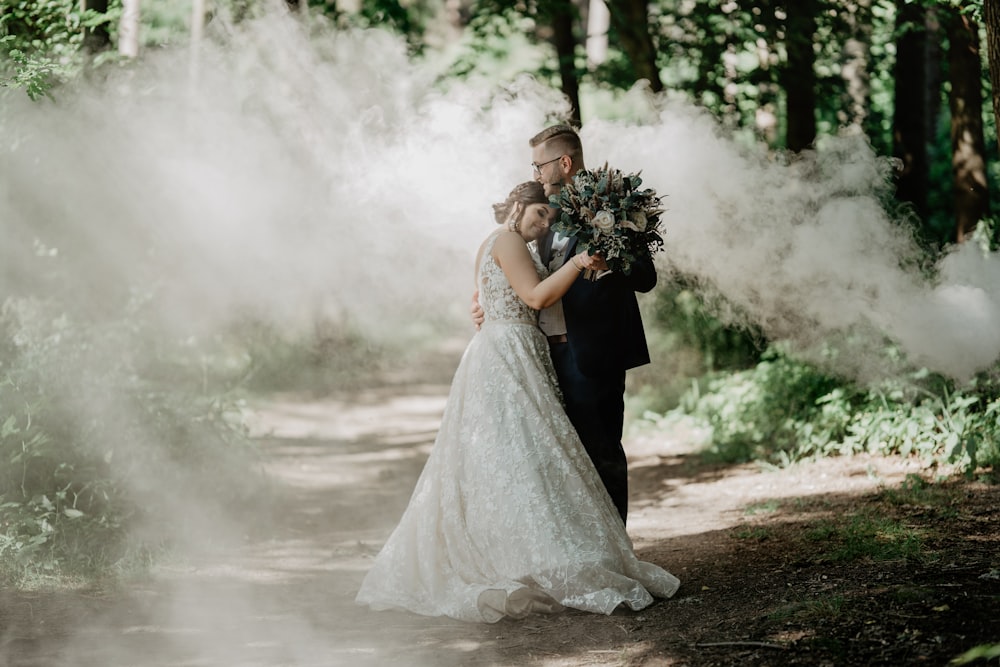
top-left (548, 342), bottom-right (628, 524)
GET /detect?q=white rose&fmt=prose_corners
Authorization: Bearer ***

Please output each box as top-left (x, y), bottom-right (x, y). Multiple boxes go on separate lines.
top-left (592, 209), bottom-right (615, 233)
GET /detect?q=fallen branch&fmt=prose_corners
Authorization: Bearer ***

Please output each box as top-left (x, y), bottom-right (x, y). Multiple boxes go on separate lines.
top-left (696, 641), bottom-right (790, 651)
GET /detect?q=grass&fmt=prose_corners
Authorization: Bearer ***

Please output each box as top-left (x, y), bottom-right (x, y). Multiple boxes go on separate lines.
top-left (743, 499), bottom-right (781, 515)
top-left (805, 512), bottom-right (925, 563)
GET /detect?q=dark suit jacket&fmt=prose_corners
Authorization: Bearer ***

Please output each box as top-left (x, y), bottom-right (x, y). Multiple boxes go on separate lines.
top-left (539, 231), bottom-right (656, 378)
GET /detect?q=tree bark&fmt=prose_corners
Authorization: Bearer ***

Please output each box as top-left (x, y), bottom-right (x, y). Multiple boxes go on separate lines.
top-left (191, 0), bottom-right (206, 43)
top-left (925, 6), bottom-right (943, 148)
top-left (80, 0), bottom-right (111, 52)
top-left (604, 0), bottom-right (663, 92)
top-left (892, 0), bottom-right (929, 222)
top-left (586, 0), bottom-right (609, 69)
top-left (781, 0), bottom-right (817, 151)
top-left (838, 0), bottom-right (872, 133)
top-left (984, 0), bottom-right (1000, 155)
top-left (118, 0), bottom-right (141, 58)
top-left (551, 0), bottom-right (582, 126)
top-left (945, 8), bottom-right (990, 242)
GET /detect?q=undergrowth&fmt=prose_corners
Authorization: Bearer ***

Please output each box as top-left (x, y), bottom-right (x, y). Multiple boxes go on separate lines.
top-left (640, 344), bottom-right (1000, 475)
top-left (0, 295), bottom-right (267, 586)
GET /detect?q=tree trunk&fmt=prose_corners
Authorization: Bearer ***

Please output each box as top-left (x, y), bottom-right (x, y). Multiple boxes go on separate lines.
top-left (838, 0), bottom-right (872, 133)
top-left (925, 6), bottom-right (943, 148)
top-left (118, 0), bottom-right (141, 58)
top-left (551, 0), bottom-right (582, 126)
top-left (984, 0), bottom-right (1000, 155)
top-left (945, 8), bottom-right (990, 243)
top-left (892, 0), bottom-right (929, 222)
top-left (189, 0), bottom-right (206, 84)
top-left (80, 0), bottom-right (111, 52)
top-left (191, 0), bottom-right (206, 43)
top-left (586, 0), bottom-right (609, 69)
top-left (604, 0), bottom-right (662, 92)
top-left (781, 0), bottom-right (817, 151)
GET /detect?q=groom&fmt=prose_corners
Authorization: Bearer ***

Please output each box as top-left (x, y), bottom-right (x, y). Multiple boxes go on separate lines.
top-left (475, 124), bottom-right (657, 524)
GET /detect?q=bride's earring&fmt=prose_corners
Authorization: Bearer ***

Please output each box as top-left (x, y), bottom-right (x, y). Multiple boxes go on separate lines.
top-left (507, 204), bottom-right (522, 232)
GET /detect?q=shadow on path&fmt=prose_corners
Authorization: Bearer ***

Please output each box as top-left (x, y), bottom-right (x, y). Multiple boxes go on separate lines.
top-left (2, 380), bottom-right (997, 667)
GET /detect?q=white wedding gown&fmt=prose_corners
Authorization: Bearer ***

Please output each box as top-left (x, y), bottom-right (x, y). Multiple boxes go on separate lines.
top-left (355, 230), bottom-right (680, 622)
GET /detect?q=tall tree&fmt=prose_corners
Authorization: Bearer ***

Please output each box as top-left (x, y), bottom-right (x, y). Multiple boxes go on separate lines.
top-left (118, 0), bottom-right (141, 57)
top-left (924, 5), bottom-right (944, 149)
top-left (605, 0), bottom-right (663, 92)
top-left (983, 0), bottom-right (1000, 154)
top-left (944, 6), bottom-right (989, 242)
top-left (585, 0), bottom-right (609, 69)
top-left (546, 0), bottom-right (582, 126)
top-left (838, 0), bottom-right (873, 133)
top-left (781, 0), bottom-right (819, 151)
top-left (892, 0), bottom-right (930, 222)
top-left (80, 0), bottom-right (111, 52)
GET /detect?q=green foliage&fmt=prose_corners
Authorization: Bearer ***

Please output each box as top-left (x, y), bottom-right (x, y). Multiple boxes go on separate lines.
top-left (671, 346), bottom-right (850, 464)
top-left (806, 512), bottom-right (925, 562)
top-left (234, 316), bottom-right (386, 394)
top-left (950, 642), bottom-right (1000, 665)
top-left (626, 282), bottom-right (762, 420)
top-left (642, 343), bottom-right (1000, 473)
top-left (305, 0), bottom-right (435, 53)
top-left (0, 296), bottom-right (266, 585)
top-left (2, 49), bottom-right (59, 100)
top-left (0, 0), bottom-right (114, 98)
top-left (650, 283), bottom-right (762, 372)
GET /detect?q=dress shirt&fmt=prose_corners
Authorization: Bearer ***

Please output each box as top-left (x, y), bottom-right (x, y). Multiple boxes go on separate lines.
top-left (538, 233), bottom-right (569, 336)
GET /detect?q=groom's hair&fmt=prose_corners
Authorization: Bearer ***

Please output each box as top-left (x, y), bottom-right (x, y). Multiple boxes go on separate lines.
top-left (529, 125), bottom-right (584, 169)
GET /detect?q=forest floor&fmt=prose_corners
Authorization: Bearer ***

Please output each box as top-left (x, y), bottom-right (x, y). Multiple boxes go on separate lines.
top-left (1, 350), bottom-right (998, 667)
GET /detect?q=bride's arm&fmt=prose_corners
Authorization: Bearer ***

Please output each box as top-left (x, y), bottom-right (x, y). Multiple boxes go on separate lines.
top-left (492, 232), bottom-right (594, 310)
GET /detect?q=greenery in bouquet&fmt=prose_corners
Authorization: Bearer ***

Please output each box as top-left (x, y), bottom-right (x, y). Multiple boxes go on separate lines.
top-left (549, 163), bottom-right (665, 276)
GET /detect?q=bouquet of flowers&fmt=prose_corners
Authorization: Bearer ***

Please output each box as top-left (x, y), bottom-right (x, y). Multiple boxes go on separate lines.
top-left (550, 162), bottom-right (665, 278)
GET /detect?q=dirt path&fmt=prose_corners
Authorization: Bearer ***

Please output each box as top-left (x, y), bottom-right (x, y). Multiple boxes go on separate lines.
top-left (1, 377), bottom-right (998, 666)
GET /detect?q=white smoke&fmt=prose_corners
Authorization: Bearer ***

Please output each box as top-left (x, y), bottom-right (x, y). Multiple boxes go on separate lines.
top-left (3, 7), bottom-right (1000, 665)
top-left (581, 99), bottom-right (1000, 381)
top-left (2, 5), bottom-right (999, 376)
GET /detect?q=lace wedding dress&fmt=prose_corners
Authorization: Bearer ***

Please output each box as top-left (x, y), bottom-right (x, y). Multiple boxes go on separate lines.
top-left (355, 230), bottom-right (680, 622)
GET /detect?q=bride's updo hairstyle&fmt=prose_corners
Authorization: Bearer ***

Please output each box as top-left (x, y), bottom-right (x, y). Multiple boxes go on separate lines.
top-left (492, 181), bottom-right (548, 230)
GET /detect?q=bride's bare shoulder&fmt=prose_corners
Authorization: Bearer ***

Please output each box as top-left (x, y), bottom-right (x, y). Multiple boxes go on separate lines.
top-left (491, 230), bottom-right (528, 253)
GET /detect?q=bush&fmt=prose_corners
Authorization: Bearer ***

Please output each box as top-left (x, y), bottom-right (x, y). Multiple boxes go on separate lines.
top-left (0, 296), bottom-right (265, 586)
top-left (642, 343), bottom-right (1000, 474)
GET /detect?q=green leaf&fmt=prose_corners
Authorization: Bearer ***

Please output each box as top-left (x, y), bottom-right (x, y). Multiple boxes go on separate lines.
top-left (1, 415), bottom-right (17, 438)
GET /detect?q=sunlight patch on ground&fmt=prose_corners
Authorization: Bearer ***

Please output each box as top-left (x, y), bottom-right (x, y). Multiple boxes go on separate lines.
top-left (260, 442), bottom-right (434, 490)
top-left (247, 391), bottom-right (448, 441)
top-left (627, 449), bottom-right (926, 542)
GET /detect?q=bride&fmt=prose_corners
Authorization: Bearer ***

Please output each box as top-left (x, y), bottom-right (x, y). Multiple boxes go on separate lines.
top-left (355, 181), bottom-right (680, 623)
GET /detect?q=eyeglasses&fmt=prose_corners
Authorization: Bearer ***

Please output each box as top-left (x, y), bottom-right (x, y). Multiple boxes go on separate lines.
top-left (531, 156), bottom-right (564, 174)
